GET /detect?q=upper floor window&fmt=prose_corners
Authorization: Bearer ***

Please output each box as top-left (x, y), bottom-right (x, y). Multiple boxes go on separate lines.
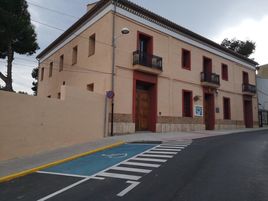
top-left (59, 55), bottom-right (64, 72)
top-left (88, 34), bottom-right (95, 57)
top-left (243, 71), bottom-right (249, 84)
top-left (49, 62), bottom-right (53, 77)
top-left (223, 97), bottom-right (231, 120)
top-left (72, 46), bottom-right (78, 65)
top-left (203, 57), bottom-right (212, 74)
top-left (221, 63), bottom-right (228, 81)
top-left (182, 90), bottom-right (193, 117)
top-left (87, 83), bottom-right (94, 92)
top-left (40, 67), bottom-right (44, 81)
top-left (182, 49), bottom-right (191, 70)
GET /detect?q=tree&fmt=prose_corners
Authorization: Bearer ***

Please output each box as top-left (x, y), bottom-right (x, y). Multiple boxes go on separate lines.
top-left (31, 67), bottom-right (38, 96)
top-left (221, 38), bottom-right (256, 58)
top-left (0, 0), bottom-right (39, 91)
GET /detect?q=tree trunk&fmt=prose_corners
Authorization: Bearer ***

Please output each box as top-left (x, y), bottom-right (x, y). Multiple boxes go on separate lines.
top-left (4, 43), bottom-right (14, 91)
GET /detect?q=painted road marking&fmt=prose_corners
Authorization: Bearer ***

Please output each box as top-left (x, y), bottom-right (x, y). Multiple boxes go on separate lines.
top-left (147, 151), bottom-right (178, 154)
top-left (162, 144), bottom-right (188, 146)
top-left (140, 154), bottom-right (174, 158)
top-left (121, 161), bottom-right (161, 168)
top-left (37, 141), bottom-right (191, 200)
top-left (110, 166), bottom-right (152, 173)
top-left (37, 171), bottom-right (88, 178)
top-left (153, 148), bottom-right (182, 151)
top-left (37, 177), bottom-right (91, 201)
top-left (159, 145), bottom-right (186, 148)
top-left (131, 157), bottom-right (167, 162)
top-left (117, 181), bottom-right (140, 197)
top-left (97, 172), bottom-right (141, 181)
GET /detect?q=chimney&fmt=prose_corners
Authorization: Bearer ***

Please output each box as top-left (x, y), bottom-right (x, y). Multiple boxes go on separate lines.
top-left (87, 1), bottom-right (99, 12)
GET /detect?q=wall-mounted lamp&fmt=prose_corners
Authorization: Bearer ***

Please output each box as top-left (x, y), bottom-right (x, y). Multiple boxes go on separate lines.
top-left (193, 95), bottom-right (201, 102)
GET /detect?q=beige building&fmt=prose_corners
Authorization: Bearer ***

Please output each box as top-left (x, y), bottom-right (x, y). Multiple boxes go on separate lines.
top-left (37, 0), bottom-right (259, 134)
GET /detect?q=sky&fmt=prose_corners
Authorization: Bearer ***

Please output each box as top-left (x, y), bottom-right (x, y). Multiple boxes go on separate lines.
top-left (0, 0), bottom-right (268, 94)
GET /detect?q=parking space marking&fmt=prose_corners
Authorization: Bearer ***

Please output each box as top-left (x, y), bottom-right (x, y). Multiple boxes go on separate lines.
top-left (37, 141), bottom-right (192, 200)
top-left (117, 181), bottom-right (140, 197)
top-left (97, 172), bottom-right (141, 180)
top-left (131, 157), bottom-right (167, 162)
top-left (140, 154), bottom-right (174, 158)
top-left (37, 177), bottom-right (91, 201)
top-left (146, 151), bottom-right (178, 154)
top-left (153, 148), bottom-right (182, 151)
top-left (110, 166), bottom-right (152, 173)
top-left (121, 161), bottom-right (161, 168)
top-left (37, 171), bottom-right (88, 178)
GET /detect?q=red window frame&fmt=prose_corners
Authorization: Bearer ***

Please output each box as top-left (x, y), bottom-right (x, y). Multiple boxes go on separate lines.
top-left (242, 71), bottom-right (249, 84)
top-left (182, 90), bottom-right (193, 117)
top-left (223, 97), bottom-right (231, 120)
top-left (182, 49), bottom-right (191, 70)
top-left (221, 63), bottom-right (228, 81)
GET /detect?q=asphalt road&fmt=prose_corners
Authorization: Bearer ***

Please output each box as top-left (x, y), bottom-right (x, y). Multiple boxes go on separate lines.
top-left (1, 130), bottom-right (268, 201)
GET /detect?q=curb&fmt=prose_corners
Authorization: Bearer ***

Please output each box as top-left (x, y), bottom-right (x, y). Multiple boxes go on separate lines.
top-left (0, 141), bottom-right (125, 183)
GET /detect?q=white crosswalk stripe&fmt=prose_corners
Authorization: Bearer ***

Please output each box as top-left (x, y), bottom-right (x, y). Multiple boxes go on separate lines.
top-left (153, 148), bottom-right (182, 151)
top-left (159, 145), bottom-right (186, 149)
top-left (121, 161), bottom-right (161, 168)
top-left (110, 166), bottom-right (152, 173)
top-left (146, 151), bottom-right (178, 154)
top-left (140, 154), bottom-right (173, 158)
top-left (97, 172), bottom-right (141, 180)
top-left (131, 157), bottom-right (167, 162)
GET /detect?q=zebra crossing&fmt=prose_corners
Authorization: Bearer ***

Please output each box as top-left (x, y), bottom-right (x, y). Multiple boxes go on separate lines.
top-left (94, 141), bottom-right (191, 189)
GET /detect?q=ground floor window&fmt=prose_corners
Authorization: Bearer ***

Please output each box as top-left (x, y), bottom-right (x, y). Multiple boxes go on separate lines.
top-left (182, 90), bottom-right (193, 117)
top-left (223, 97), bottom-right (231, 119)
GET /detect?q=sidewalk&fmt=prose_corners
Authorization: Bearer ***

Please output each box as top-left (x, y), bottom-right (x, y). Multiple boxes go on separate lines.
top-left (0, 127), bottom-right (267, 178)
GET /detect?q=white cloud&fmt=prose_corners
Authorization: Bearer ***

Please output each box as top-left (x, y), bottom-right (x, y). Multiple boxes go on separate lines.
top-left (213, 15), bottom-right (268, 65)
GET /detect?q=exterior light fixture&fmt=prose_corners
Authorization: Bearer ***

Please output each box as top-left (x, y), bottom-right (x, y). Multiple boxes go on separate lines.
top-left (121, 27), bottom-right (130, 35)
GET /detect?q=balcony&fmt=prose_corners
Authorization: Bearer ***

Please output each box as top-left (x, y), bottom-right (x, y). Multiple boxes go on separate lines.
top-left (133, 50), bottom-right (163, 74)
top-left (242, 83), bottom-right (256, 95)
top-left (200, 72), bottom-right (220, 88)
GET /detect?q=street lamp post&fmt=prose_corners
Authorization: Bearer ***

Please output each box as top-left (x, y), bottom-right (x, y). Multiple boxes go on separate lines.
top-left (110, 1), bottom-right (130, 136)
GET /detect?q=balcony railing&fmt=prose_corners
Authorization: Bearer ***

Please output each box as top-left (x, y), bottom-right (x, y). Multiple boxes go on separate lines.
top-left (200, 72), bottom-right (220, 86)
top-left (242, 83), bottom-right (256, 94)
top-left (133, 50), bottom-right (163, 71)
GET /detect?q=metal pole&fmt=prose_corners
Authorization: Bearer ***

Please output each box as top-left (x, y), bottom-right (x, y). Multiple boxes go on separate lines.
top-left (111, 0), bottom-right (118, 136)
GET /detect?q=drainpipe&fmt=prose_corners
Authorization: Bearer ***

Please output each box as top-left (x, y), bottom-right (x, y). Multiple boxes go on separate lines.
top-left (111, 0), bottom-right (118, 136)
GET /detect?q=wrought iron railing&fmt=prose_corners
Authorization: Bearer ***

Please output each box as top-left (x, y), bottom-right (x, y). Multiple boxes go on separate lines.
top-left (200, 72), bottom-right (220, 85)
top-left (133, 50), bottom-right (163, 71)
top-left (242, 83), bottom-right (256, 94)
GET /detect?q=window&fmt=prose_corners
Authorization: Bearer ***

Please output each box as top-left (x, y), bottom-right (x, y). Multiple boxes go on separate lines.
top-left (49, 62), bottom-right (53, 77)
top-left (72, 46), bottom-right (78, 65)
top-left (59, 55), bottom-right (64, 72)
top-left (87, 83), bottom-right (94, 92)
top-left (88, 34), bottom-right (95, 56)
top-left (47, 95), bottom-right (51, 98)
top-left (40, 67), bottom-right (44, 81)
top-left (57, 92), bottom-right (61, 99)
top-left (182, 90), bottom-right (193, 117)
top-left (223, 97), bottom-right (231, 120)
top-left (182, 49), bottom-right (191, 70)
top-left (243, 71), bottom-right (249, 84)
top-left (221, 63), bottom-right (228, 81)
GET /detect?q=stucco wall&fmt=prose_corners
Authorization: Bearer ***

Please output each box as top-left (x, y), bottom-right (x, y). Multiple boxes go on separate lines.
top-left (0, 87), bottom-right (107, 161)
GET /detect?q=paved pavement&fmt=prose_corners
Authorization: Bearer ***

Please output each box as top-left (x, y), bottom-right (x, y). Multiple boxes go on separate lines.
top-left (0, 127), bottom-right (267, 178)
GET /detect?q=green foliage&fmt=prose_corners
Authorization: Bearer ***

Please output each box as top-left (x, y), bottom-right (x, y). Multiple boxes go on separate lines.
top-left (0, 0), bottom-right (39, 91)
top-left (31, 67), bottom-right (38, 95)
top-left (221, 38), bottom-right (256, 58)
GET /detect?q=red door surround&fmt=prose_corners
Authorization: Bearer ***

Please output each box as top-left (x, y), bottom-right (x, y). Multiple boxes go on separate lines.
top-left (133, 71), bottom-right (157, 132)
top-left (203, 87), bottom-right (215, 130)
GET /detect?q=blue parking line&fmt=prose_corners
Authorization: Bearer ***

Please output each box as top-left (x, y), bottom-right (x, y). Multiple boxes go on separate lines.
top-left (43, 144), bottom-right (157, 176)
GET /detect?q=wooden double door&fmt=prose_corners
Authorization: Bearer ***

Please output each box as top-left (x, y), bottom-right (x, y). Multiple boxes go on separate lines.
top-left (135, 82), bottom-right (155, 131)
top-left (243, 96), bottom-right (253, 128)
top-left (204, 93), bottom-right (215, 130)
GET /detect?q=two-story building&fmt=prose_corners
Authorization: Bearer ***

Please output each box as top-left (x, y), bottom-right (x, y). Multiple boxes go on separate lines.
top-left (36, 0), bottom-right (259, 134)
